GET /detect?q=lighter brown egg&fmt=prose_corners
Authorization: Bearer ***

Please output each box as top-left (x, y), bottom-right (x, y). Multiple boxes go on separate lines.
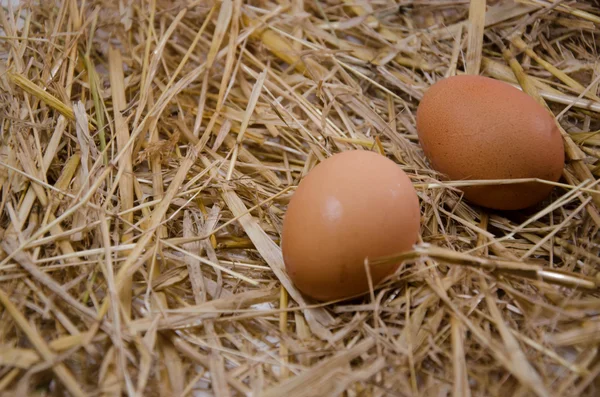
top-left (416, 75), bottom-right (565, 210)
top-left (282, 150), bottom-right (420, 301)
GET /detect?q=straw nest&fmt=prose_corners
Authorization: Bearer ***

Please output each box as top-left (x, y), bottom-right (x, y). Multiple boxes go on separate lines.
top-left (1, 0), bottom-right (599, 396)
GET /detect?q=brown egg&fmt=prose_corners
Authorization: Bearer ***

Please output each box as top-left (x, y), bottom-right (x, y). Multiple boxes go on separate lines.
top-left (416, 75), bottom-right (564, 210)
top-left (282, 150), bottom-right (420, 301)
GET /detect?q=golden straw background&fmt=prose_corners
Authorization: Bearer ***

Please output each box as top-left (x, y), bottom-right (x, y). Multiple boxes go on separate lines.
top-left (1, 0), bottom-right (600, 396)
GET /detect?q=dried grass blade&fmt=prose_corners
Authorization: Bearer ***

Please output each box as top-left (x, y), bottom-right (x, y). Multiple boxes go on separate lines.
top-left (226, 69), bottom-right (267, 180)
top-left (163, 240), bottom-right (257, 286)
top-left (206, 0), bottom-right (232, 69)
top-left (451, 316), bottom-right (470, 397)
top-left (510, 36), bottom-right (600, 101)
top-left (8, 71), bottom-right (74, 121)
top-left (0, 288), bottom-right (86, 397)
top-left (83, 53), bottom-right (107, 162)
top-left (432, 2), bottom-right (536, 40)
top-left (220, 187), bottom-right (335, 335)
top-left (547, 321), bottom-right (600, 347)
top-left (483, 280), bottom-right (550, 397)
top-left (259, 338), bottom-right (375, 397)
top-left (171, 336), bottom-right (251, 395)
top-left (466, 0), bottom-right (486, 75)
top-left (14, 134), bottom-right (48, 207)
top-left (206, 321), bottom-right (231, 397)
top-left (0, 347), bottom-right (40, 369)
top-left (183, 211), bottom-right (204, 304)
top-left (71, 101), bottom-right (93, 241)
top-left (98, 210), bottom-right (132, 395)
top-left (1, 237), bottom-right (97, 319)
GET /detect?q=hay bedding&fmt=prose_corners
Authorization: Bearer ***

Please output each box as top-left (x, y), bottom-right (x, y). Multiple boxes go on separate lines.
top-left (0, 0), bottom-right (600, 395)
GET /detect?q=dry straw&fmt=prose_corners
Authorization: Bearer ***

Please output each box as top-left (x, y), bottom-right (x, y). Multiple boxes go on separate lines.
top-left (0, 0), bottom-right (599, 396)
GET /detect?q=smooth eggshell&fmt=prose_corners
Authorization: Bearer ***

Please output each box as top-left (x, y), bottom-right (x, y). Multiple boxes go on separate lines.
top-left (416, 75), bottom-right (565, 210)
top-left (282, 150), bottom-right (420, 301)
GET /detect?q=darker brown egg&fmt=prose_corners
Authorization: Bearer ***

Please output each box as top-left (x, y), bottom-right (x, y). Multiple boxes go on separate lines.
top-left (281, 150), bottom-right (420, 301)
top-left (416, 75), bottom-right (565, 210)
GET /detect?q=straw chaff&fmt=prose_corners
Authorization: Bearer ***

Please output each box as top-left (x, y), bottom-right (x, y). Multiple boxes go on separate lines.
top-left (0, 0), bottom-right (599, 395)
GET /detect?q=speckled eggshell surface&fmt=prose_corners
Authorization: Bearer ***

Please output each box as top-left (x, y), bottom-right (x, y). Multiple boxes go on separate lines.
top-left (282, 150), bottom-right (420, 302)
top-left (416, 75), bottom-right (565, 210)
